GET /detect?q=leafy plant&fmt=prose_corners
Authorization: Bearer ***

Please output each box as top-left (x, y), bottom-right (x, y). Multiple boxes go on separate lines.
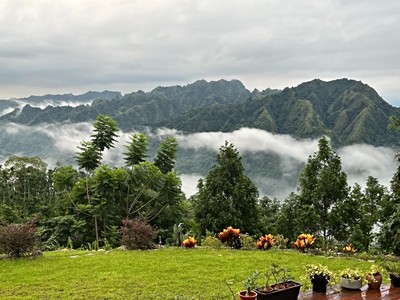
top-left (273, 234), bottom-right (288, 249)
top-left (240, 233), bottom-right (256, 250)
top-left (120, 217), bottom-right (156, 250)
top-left (305, 264), bottom-right (334, 282)
top-left (293, 233), bottom-right (316, 252)
top-left (182, 236), bottom-right (197, 248)
top-left (242, 270), bottom-right (260, 295)
top-left (342, 243), bottom-right (357, 254)
top-left (202, 233), bottom-right (226, 249)
top-left (0, 223), bottom-right (37, 258)
top-left (218, 226), bottom-right (241, 249)
top-left (341, 268), bottom-right (362, 282)
top-left (257, 234), bottom-right (275, 250)
top-left (383, 261), bottom-right (400, 277)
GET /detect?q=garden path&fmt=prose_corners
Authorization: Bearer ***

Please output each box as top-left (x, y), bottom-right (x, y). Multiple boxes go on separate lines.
top-left (299, 285), bottom-right (400, 300)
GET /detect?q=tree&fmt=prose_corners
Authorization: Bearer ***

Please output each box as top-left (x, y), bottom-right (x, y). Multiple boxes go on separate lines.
top-left (297, 136), bottom-right (349, 240)
top-left (75, 115), bottom-right (119, 250)
top-left (124, 133), bottom-right (149, 166)
top-left (258, 196), bottom-right (281, 234)
top-left (154, 137), bottom-right (178, 174)
top-left (193, 141), bottom-right (259, 235)
top-left (91, 114), bottom-right (119, 151)
top-left (1, 156), bottom-right (51, 219)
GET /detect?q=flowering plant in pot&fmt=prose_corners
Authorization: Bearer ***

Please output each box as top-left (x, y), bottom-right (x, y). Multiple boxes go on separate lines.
top-left (238, 271), bottom-right (260, 300)
top-left (305, 264), bottom-right (335, 293)
top-left (383, 261), bottom-right (400, 287)
top-left (366, 264), bottom-right (383, 290)
top-left (293, 233), bottom-right (316, 252)
top-left (341, 268), bottom-right (363, 290)
top-left (257, 234), bottom-right (276, 250)
top-left (255, 264), bottom-right (302, 300)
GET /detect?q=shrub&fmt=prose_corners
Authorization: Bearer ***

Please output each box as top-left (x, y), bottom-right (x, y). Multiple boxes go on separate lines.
top-left (241, 233), bottom-right (256, 250)
top-left (182, 236), bottom-right (197, 248)
top-left (257, 234), bottom-right (275, 250)
top-left (293, 233), bottom-right (316, 252)
top-left (218, 226), bottom-right (241, 249)
top-left (120, 217), bottom-right (156, 250)
top-left (202, 234), bottom-right (227, 249)
top-left (273, 234), bottom-right (288, 249)
top-left (0, 223), bottom-right (37, 258)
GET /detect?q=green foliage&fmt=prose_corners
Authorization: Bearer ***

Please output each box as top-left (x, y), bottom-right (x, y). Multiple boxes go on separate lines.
top-left (0, 223), bottom-right (37, 257)
top-left (194, 142), bottom-right (259, 235)
top-left (297, 136), bottom-right (349, 239)
top-left (120, 217), bottom-right (156, 250)
top-left (91, 114), bottom-right (119, 151)
top-left (240, 234), bottom-right (256, 250)
top-left (75, 141), bottom-right (102, 172)
top-left (201, 234), bottom-right (227, 249)
top-left (273, 234), bottom-right (289, 249)
top-left (124, 133), bottom-right (149, 166)
top-left (154, 137), bottom-right (178, 174)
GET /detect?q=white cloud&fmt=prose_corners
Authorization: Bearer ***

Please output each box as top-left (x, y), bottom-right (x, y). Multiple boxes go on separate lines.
top-left (0, 122), bottom-right (397, 200)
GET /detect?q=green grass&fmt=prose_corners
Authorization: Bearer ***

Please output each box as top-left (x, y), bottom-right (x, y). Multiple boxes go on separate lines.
top-left (0, 248), bottom-right (382, 299)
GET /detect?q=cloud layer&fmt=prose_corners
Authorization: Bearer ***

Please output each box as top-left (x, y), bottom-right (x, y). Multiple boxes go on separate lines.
top-left (1, 1), bottom-right (400, 105)
top-left (1, 124), bottom-right (396, 200)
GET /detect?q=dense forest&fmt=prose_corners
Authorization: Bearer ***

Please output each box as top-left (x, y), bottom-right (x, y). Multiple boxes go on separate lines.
top-left (1, 114), bottom-right (400, 256)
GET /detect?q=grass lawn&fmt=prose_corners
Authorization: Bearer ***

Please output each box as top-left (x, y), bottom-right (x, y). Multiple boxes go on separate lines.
top-left (0, 247), bottom-right (382, 299)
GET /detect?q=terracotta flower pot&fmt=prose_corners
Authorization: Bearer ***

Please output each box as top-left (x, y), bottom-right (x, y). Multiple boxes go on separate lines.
top-left (238, 290), bottom-right (257, 300)
top-left (367, 273), bottom-right (382, 290)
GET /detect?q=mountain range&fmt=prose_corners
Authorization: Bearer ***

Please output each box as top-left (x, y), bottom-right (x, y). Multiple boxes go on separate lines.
top-left (1, 78), bottom-right (398, 147)
top-left (0, 78), bottom-right (399, 200)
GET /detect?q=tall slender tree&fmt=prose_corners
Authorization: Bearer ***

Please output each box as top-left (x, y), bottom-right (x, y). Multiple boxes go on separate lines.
top-left (297, 136), bottom-right (349, 239)
top-left (154, 137), bottom-right (178, 174)
top-left (193, 141), bottom-right (259, 235)
top-left (75, 114), bottom-right (119, 250)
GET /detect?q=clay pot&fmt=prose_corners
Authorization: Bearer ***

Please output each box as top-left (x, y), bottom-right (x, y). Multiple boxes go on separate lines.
top-left (366, 273), bottom-right (382, 290)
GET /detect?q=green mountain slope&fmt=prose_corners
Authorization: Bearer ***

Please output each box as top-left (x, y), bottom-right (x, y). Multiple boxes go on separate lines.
top-left (166, 78), bottom-right (400, 146)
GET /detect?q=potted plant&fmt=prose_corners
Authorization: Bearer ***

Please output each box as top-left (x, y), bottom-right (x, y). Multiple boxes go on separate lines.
top-left (305, 264), bottom-right (335, 293)
top-left (341, 268), bottom-right (363, 290)
top-left (383, 261), bottom-right (400, 287)
top-left (238, 271), bottom-right (260, 300)
top-left (293, 233), bottom-right (316, 252)
top-left (255, 264), bottom-right (302, 300)
top-left (366, 264), bottom-right (383, 290)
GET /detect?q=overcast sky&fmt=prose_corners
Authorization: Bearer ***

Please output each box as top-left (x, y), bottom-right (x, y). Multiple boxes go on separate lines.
top-left (1, 1), bottom-right (400, 105)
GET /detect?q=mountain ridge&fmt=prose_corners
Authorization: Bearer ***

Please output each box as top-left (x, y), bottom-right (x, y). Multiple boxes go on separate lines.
top-left (0, 78), bottom-right (399, 147)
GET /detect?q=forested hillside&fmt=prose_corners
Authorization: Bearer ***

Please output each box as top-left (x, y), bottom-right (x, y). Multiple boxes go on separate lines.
top-left (165, 79), bottom-right (400, 147)
top-left (0, 78), bottom-right (398, 200)
top-left (1, 78), bottom-right (398, 147)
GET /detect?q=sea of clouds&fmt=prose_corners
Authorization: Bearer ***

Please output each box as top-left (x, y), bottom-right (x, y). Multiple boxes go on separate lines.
top-left (0, 124), bottom-right (397, 201)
